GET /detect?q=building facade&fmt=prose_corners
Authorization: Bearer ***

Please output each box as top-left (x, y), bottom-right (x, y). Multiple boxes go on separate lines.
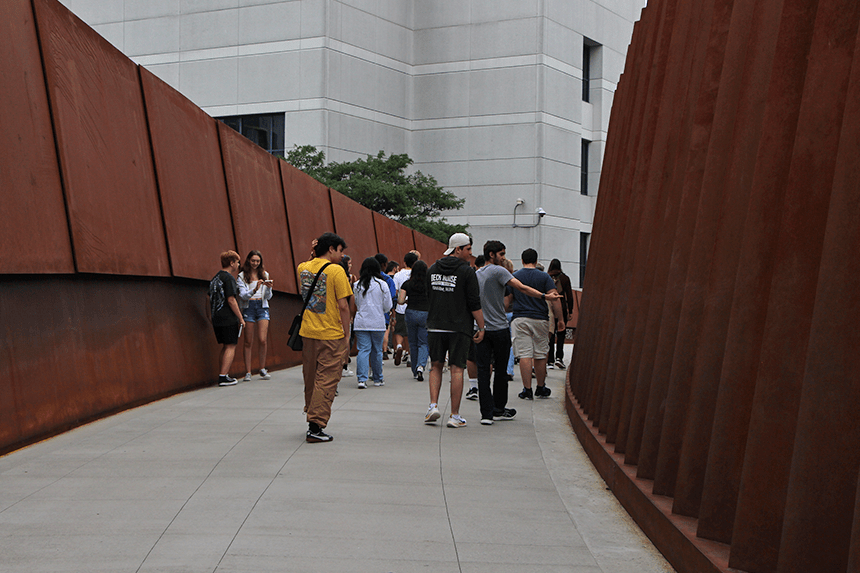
top-left (61, 0), bottom-right (644, 283)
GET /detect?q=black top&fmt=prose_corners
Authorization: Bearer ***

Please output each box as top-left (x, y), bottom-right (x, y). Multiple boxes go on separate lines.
top-left (209, 270), bottom-right (240, 326)
top-left (426, 256), bottom-right (481, 337)
top-left (401, 277), bottom-right (429, 311)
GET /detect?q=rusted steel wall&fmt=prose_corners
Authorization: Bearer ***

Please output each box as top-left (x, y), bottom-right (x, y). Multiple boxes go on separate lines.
top-left (566, 0), bottom-right (860, 571)
top-left (0, 0), bottom-right (443, 455)
top-left (372, 212), bottom-right (416, 266)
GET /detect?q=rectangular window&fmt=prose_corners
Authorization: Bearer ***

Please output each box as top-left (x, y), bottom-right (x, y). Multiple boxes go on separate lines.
top-left (581, 139), bottom-right (591, 196)
top-left (218, 113), bottom-right (285, 156)
top-left (582, 42), bottom-right (591, 102)
top-left (580, 232), bottom-right (590, 288)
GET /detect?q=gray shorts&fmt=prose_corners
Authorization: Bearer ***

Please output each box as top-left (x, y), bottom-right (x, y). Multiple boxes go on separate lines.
top-left (511, 317), bottom-right (550, 359)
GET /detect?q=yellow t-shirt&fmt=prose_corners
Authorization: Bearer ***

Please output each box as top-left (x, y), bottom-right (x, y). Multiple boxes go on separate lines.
top-left (297, 258), bottom-right (353, 340)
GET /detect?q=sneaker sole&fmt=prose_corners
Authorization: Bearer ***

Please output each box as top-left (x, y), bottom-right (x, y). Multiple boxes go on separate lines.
top-left (306, 435), bottom-right (333, 443)
top-left (466, 394), bottom-right (478, 401)
top-left (219, 381), bottom-right (238, 387)
top-left (493, 415), bottom-right (516, 421)
top-left (480, 419), bottom-right (494, 425)
top-left (425, 410), bottom-right (441, 424)
top-left (447, 420), bottom-right (467, 428)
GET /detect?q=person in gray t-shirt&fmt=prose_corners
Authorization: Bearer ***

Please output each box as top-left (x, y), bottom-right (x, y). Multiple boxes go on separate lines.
top-left (474, 241), bottom-right (561, 424)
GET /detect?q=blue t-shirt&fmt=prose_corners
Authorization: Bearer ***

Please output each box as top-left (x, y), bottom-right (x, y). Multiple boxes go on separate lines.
top-left (511, 267), bottom-right (555, 320)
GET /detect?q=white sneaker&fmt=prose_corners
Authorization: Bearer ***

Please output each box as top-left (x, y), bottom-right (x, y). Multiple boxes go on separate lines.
top-left (259, 368), bottom-right (271, 380)
top-left (358, 381), bottom-right (367, 389)
top-left (374, 380), bottom-right (384, 387)
top-left (547, 363), bottom-right (555, 370)
top-left (342, 368), bottom-right (355, 377)
top-left (425, 406), bottom-right (441, 424)
top-left (243, 372), bottom-right (252, 382)
top-left (447, 415), bottom-right (467, 428)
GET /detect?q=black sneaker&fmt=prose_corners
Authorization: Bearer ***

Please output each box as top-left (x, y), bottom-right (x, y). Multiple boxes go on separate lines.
top-left (465, 387), bottom-right (478, 401)
top-left (306, 428), bottom-right (334, 443)
top-left (518, 387), bottom-right (533, 400)
top-left (535, 385), bottom-right (552, 398)
top-left (417, 371), bottom-right (424, 382)
top-left (493, 408), bottom-right (517, 421)
top-left (218, 375), bottom-right (238, 387)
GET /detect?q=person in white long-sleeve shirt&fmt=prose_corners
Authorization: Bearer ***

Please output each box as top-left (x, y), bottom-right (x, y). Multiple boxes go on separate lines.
top-left (353, 257), bottom-right (393, 388)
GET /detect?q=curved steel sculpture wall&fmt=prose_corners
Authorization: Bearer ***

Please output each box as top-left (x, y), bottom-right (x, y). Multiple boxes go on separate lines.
top-left (566, 0), bottom-right (860, 571)
top-left (0, 0), bottom-right (443, 455)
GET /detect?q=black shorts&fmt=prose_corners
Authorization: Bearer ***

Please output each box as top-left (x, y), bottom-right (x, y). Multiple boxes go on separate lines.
top-left (428, 331), bottom-right (472, 369)
top-left (213, 324), bottom-right (240, 345)
top-left (393, 312), bottom-right (408, 336)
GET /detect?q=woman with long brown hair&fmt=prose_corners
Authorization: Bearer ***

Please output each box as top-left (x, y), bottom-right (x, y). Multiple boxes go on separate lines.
top-left (238, 250), bottom-right (274, 380)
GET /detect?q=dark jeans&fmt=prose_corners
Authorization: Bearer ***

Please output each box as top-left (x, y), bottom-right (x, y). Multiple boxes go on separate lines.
top-left (548, 330), bottom-right (565, 362)
top-left (476, 328), bottom-right (513, 419)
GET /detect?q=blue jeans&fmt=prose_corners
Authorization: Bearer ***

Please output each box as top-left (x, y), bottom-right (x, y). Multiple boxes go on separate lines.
top-left (355, 330), bottom-right (384, 383)
top-left (404, 308), bottom-right (429, 377)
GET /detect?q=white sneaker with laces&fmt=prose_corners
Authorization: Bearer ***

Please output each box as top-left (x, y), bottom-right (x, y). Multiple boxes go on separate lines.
top-left (425, 406), bottom-right (441, 424)
top-left (259, 368), bottom-right (271, 380)
top-left (342, 368), bottom-right (355, 377)
top-left (243, 372), bottom-right (252, 382)
top-left (447, 415), bottom-right (467, 428)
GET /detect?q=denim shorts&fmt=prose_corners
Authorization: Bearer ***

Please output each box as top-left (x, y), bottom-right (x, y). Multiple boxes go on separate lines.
top-left (243, 299), bottom-right (270, 323)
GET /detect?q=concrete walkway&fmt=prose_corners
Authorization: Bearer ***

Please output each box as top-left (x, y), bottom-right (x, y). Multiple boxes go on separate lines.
top-left (0, 360), bottom-right (673, 573)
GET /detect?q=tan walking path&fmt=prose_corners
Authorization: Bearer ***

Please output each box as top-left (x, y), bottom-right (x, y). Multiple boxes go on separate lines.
top-left (0, 360), bottom-right (673, 573)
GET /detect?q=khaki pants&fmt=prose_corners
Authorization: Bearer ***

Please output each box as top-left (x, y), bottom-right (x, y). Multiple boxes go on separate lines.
top-left (302, 337), bottom-right (347, 428)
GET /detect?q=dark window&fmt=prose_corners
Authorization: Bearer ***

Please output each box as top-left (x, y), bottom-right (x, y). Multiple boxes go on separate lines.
top-left (582, 43), bottom-right (591, 102)
top-left (581, 139), bottom-right (590, 196)
top-left (580, 232), bottom-right (590, 288)
top-left (218, 113), bottom-right (285, 156)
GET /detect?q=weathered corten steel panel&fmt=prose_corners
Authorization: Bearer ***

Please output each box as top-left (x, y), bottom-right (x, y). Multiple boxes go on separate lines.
top-left (729, 0), bottom-right (839, 570)
top-left (669, 0), bottom-right (778, 517)
top-left (0, 0), bottom-right (74, 274)
top-left (0, 276), bottom-right (305, 454)
top-left (140, 67), bottom-right (235, 281)
top-left (329, 189), bottom-right (378, 265)
top-left (606, 0), bottom-right (678, 464)
top-left (695, 0), bottom-right (787, 544)
top-left (636, 0), bottom-right (735, 484)
top-left (373, 212), bottom-right (415, 266)
top-left (618, 0), bottom-right (714, 458)
top-left (766, 2), bottom-right (860, 571)
top-left (33, 0), bottom-right (169, 277)
top-left (597, 0), bottom-right (672, 441)
top-left (607, 0), bottom-right (703, 460)
top-left (411, 230), bottom-right (446, 266)
top-left (219, 122), bottom-right (297, 294)
top-left (588, 0), bottom-right (670, 440)
top-left (281, 161), bottom-right (335, 270)
top-left (573, 4), bottom-right (653, 420)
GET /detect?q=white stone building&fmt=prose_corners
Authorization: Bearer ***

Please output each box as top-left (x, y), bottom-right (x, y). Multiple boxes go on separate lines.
top-left (61, 0), bottom-right (645, 285)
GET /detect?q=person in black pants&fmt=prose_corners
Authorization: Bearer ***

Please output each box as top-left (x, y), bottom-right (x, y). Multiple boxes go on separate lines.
top-left (475, 241), bottom-right (561, 425)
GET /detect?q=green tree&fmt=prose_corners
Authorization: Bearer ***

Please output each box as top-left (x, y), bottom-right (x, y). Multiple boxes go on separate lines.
top-left (284, 145), bottom-right (467, 243)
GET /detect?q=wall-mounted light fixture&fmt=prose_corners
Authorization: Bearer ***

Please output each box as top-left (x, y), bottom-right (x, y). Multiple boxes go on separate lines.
top-left (513, 199), bottom-right (546, 228)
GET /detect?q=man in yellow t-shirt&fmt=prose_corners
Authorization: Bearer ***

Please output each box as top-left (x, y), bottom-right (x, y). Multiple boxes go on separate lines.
top-left (297, 232), bottom-right (353, 443)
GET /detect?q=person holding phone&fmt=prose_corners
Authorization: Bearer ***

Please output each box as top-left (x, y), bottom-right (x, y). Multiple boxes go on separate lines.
top-left (238, 250), bottom-right (274, 381)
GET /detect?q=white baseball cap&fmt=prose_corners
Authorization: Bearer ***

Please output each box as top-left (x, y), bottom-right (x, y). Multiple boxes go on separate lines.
top-left (443, 233), bottom-right (472, 255)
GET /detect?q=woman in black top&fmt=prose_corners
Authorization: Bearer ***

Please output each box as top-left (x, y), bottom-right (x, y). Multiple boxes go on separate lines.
top-left (398, 260), bottom-right (430, 381)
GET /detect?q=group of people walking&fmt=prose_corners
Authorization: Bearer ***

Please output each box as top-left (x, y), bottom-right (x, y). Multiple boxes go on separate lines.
top-left (207, 231), bottom-right (574, 444)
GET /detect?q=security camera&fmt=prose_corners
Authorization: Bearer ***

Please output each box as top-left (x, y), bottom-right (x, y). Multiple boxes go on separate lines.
top-left (537, 207), bottom-right (547, 217)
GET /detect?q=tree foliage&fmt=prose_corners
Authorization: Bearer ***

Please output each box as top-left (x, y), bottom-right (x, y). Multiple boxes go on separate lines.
top-left (285, 145), bottom-right (467, 243)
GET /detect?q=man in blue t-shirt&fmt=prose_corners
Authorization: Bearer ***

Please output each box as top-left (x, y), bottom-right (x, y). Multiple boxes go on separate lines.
top-left (507, 248), bottom-right (564, 400)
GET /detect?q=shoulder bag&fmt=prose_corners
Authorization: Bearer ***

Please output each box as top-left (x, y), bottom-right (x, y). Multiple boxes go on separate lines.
top-left (287, 263), bottom-right (332, 351)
